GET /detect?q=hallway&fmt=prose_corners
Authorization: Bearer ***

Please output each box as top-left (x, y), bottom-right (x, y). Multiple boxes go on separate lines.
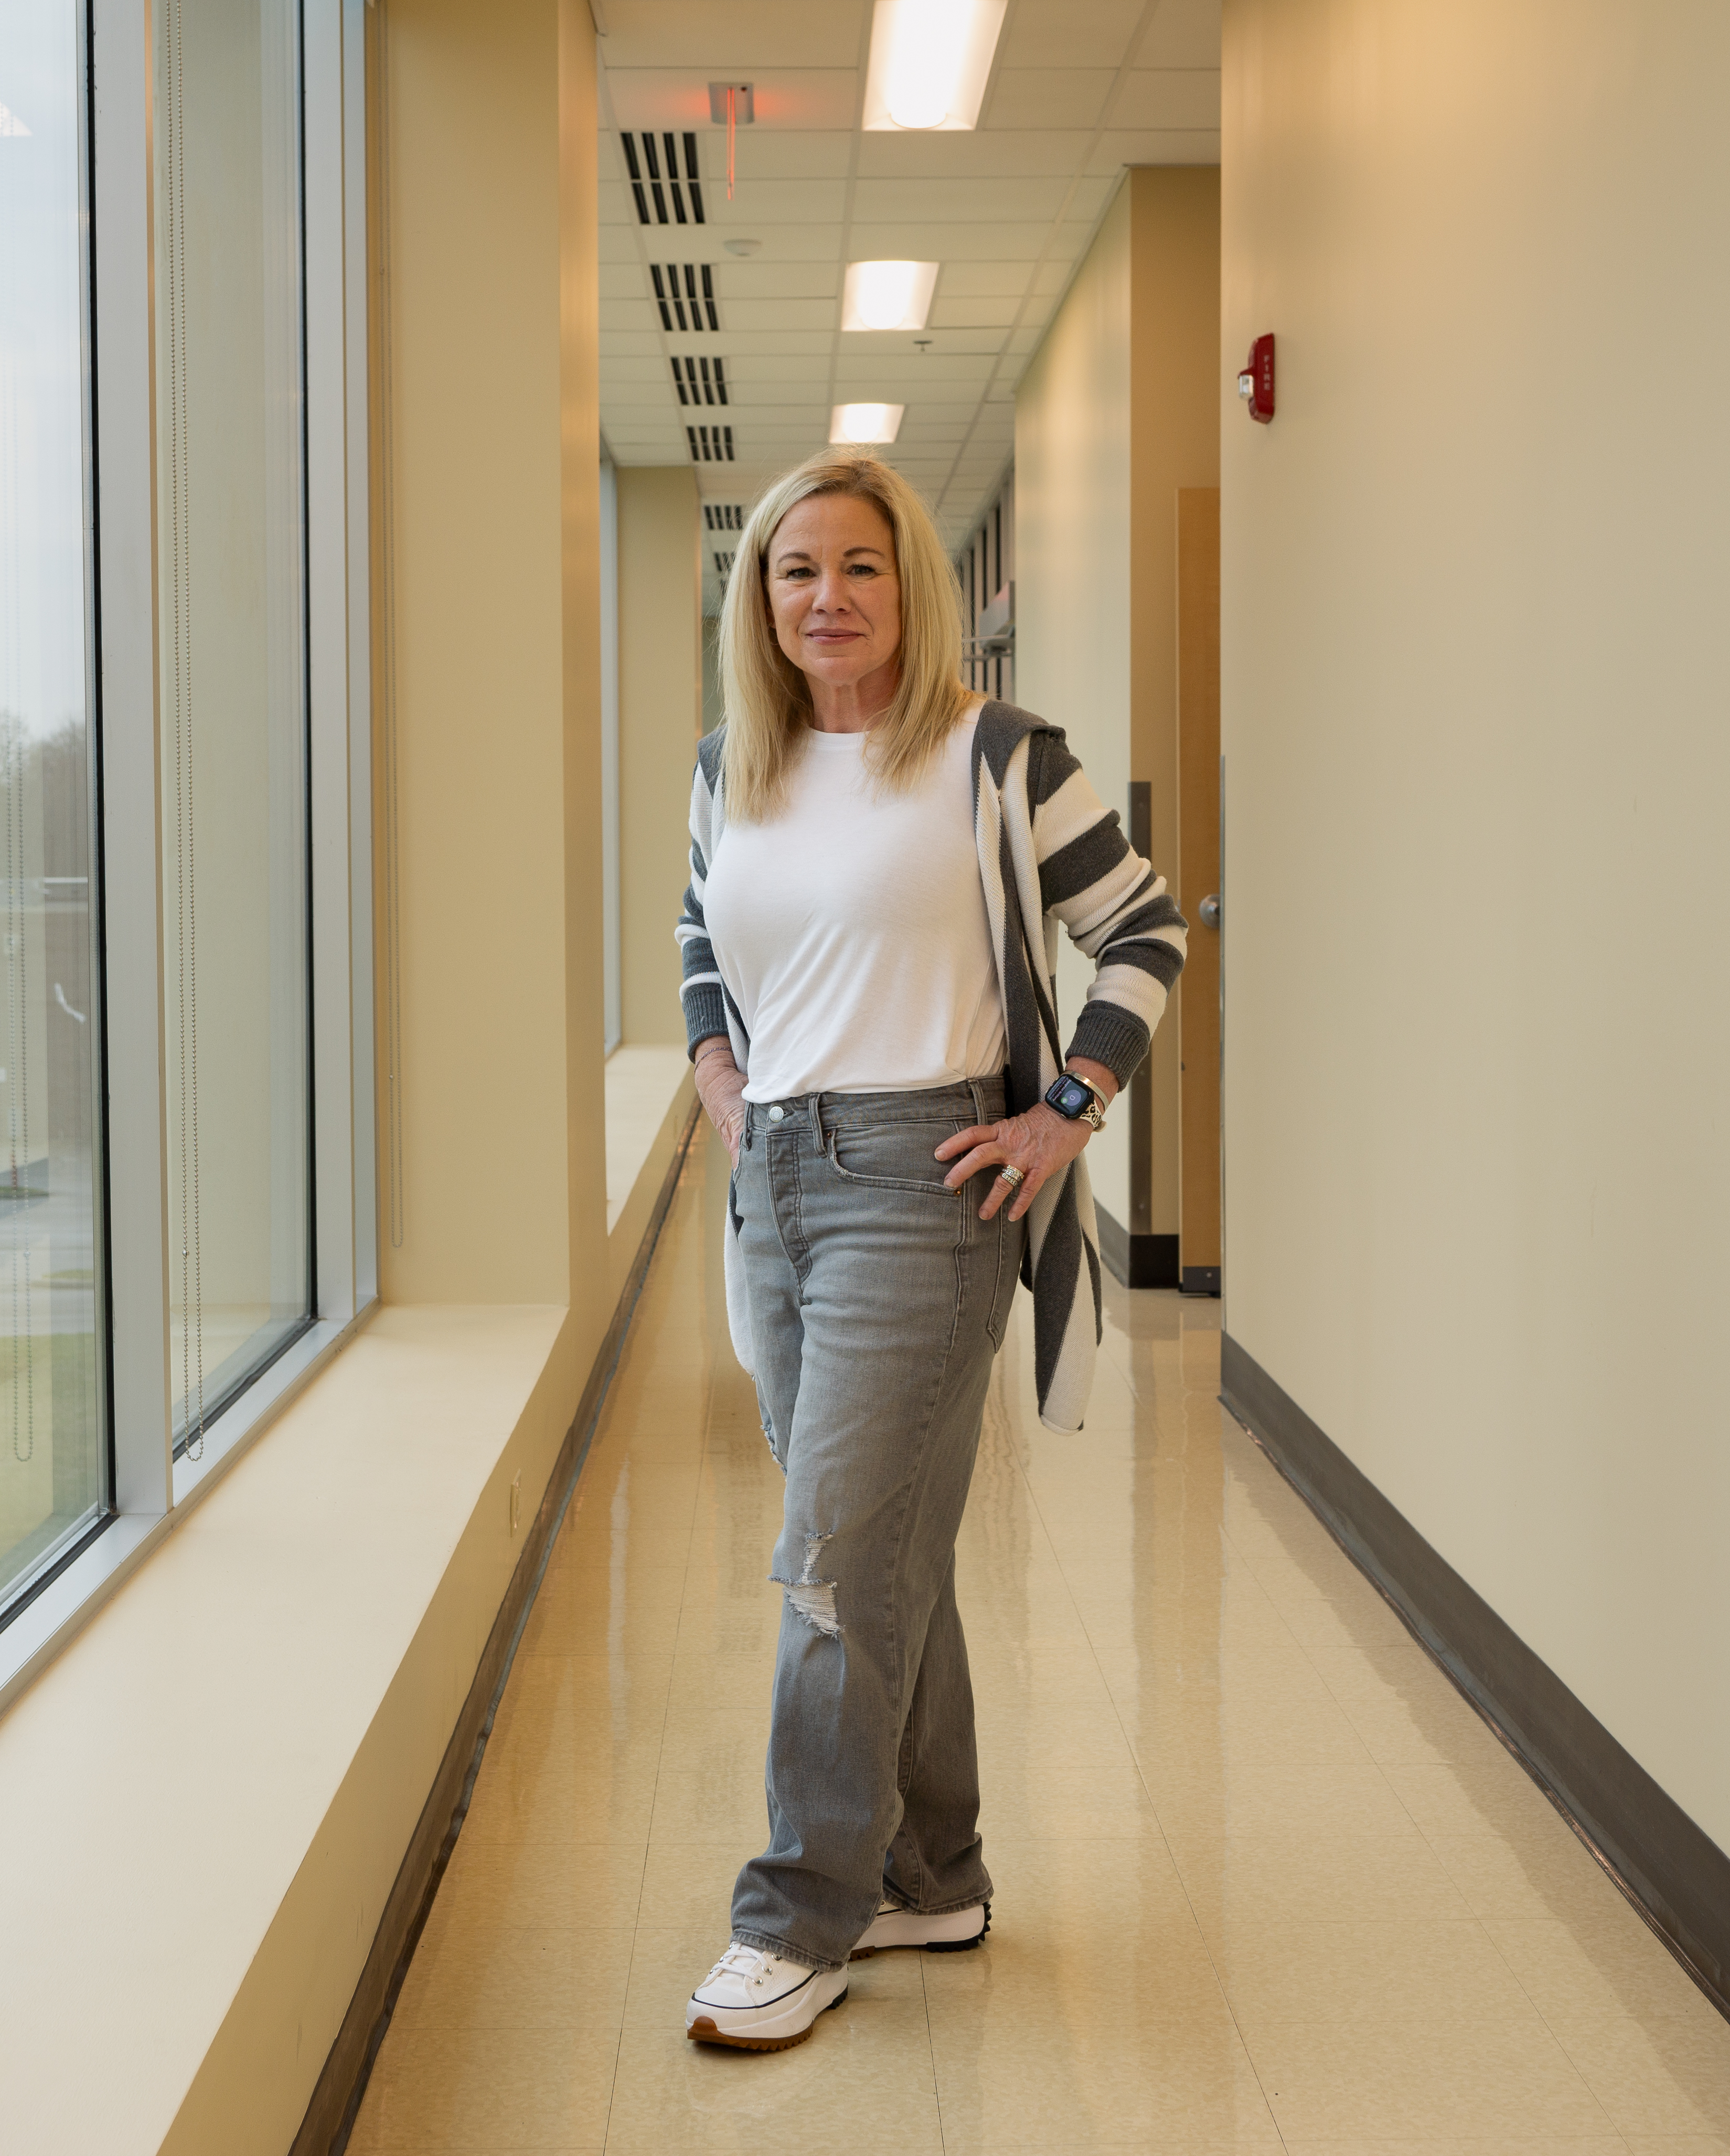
top-left (348, 1129), bottom-right (1730, 2152)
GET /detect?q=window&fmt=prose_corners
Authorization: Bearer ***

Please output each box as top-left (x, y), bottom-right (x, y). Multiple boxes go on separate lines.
top-left (0, 0), bottom-right (105, 1610)
top-left (153, 0), bottom-right (312, 1454)
top-left (1, 0), bottom-right (374, 1681)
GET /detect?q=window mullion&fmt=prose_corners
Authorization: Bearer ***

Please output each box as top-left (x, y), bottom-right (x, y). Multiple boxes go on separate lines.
top-left (92, 0), bottom-right (173, 1521)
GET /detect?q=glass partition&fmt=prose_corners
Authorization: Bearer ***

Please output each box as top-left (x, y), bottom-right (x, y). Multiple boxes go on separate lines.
top-left (0, 0), bottom-right (106, 1606)
top-left (153, 0), bottom-right (312, 1454)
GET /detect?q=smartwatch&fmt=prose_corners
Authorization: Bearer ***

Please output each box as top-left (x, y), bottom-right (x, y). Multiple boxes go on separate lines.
top-left (1044, 1070), bottom-right (1108, 1131)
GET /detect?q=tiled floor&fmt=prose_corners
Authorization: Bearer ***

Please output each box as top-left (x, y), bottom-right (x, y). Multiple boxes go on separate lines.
top-left (349, 1129), bottom-right (1730, 2153)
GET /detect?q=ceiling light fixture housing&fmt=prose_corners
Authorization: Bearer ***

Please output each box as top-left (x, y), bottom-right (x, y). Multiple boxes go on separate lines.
top-left (862, 0), bottom-right (1007, 132)
top-left (830, 403), bottom-right (906, 445)
top-left (842, 260), bottom-right (939, 333)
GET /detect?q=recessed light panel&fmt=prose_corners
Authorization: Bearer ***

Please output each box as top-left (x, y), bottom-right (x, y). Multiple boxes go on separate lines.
top-left (842, 261), bottom-right (940, 333)
top-left (863, 0), bottom-right (1007, 132)
top-left (830, 403), bottom-right (906, 445)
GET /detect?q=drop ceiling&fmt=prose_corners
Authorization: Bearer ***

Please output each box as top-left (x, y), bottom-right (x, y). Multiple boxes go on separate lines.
top-left (595, 0), bottom-right (1222, 606)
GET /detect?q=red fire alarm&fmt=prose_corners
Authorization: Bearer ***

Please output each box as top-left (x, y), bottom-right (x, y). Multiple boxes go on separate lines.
top-left (1237, 333), bottom-right (1275, 423)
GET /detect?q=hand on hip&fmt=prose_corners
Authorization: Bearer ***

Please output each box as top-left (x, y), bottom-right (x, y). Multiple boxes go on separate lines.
top-left (935, 1104), bottom-right (1089, 1222)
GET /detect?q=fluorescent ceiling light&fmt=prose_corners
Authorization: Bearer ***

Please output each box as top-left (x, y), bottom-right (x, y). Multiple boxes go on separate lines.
top-left (842, 261), bottom-right (939, 333)
top-left (862, 0), bottom-right (1007, 132)
top-left (830, 403), bottom-right (905, 445)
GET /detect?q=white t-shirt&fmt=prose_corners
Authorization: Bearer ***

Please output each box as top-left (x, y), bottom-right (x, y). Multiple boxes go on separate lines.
top-left (702, 707), bottom-right (1006, 1103)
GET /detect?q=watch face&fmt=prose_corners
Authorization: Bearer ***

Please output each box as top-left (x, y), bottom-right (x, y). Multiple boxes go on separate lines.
top-left (1051, 1075), bottom-right (1092, 1118)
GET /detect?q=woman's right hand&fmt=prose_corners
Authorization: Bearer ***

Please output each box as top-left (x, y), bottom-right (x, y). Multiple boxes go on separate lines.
top-left (692, 1037), bottom-right (747, 1167)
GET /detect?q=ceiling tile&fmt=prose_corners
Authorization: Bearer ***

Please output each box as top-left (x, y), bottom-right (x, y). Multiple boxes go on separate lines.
top-left (597, 2), bottom-right (867, 70)
top-left (599, 263), bottom-right (649, 299)
top-left (704, 177), bottom-right (849, 224)
top-left (721, 354), bottom-right (842, 381)
top-left (710, 261), bottom-right (837, 300)
top-left (851, 177), bottom-right (1075, 224)
top-left (601, 332), bottom-right (671, 356)
top-left (607, 300), bottom-right (663, 332)
top-left (938, 260), bottom-right (1034, 297)
top-left (703, 130), bottom-right (855, 181)
top-left (600, 226), bottom-right (644, 263)
top-left (985, 69), bottom-right (1115, 131)
top-left (855, 130), bottom-right (1093, 180)
top-left (713, 298), bottom-right (838, 331)
top-left (1140, 0), bottom-right (1222, 68)
top-left (846, 221), bottom-right (1056, 260)
top-left (601, 356), bottom-right (678, 382)
top-left (1112, 69), bottom-right (1221, 130)
top-left (690, 329), bottom-right (835, 357)
top-left (999, 0), bottom-right (1146, 70)
top-left (1087, 127), bottom-right (1223, 171)
top-left (604, 68), bottom-right (860, 132)
top-left (930, 297), bottom-right (1021, 330)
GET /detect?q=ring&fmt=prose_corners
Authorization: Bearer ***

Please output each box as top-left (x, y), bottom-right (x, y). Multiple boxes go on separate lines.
top-left (997, 1164), bottom-right (1026, 1189)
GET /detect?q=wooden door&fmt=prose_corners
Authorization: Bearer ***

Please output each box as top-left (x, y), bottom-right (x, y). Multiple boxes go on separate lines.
top-left (1176, 489), bottom-right (1221, 1293)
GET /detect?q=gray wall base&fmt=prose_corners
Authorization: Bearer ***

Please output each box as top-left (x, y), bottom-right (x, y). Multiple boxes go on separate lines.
top-left (1220, 1330), bottom-right (1729, 2023)
top-left (1095, 1203), bottom-right (1179, 1289)
top-left (293, 1104), bottom-right (703, 2155)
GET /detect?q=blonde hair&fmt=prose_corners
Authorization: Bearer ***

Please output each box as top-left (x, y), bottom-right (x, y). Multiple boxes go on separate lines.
top-left (718, 449), bottom-right (969, 821)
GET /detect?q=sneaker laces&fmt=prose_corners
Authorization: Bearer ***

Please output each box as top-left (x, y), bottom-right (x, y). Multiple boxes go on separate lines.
top-left (704, 1941), bottom-right (785, 1989)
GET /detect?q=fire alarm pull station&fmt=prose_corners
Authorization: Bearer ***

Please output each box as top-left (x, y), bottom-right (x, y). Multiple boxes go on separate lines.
top-left (1237, 334), bottom-right (1275, 423)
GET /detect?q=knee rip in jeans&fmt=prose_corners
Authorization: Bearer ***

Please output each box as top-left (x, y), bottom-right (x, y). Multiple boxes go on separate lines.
top-left (772, 1531), bottom-right (840, 1638)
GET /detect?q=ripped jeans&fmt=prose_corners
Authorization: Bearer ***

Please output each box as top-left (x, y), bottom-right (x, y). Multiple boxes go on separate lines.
top-left (729, 1078), bottom-right (1022, 1973)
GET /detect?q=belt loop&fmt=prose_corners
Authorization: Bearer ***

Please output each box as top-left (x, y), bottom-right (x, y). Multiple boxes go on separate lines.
top-left (810, 1090), bottom-right (827, 1148)
top-left (968, 1076), bottom-right (986, 1129)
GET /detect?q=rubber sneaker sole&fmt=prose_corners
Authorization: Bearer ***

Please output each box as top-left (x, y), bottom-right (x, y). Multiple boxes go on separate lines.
top-left (686, 1973), bottom-right (849, 2051)
top-left (850, 1900), bottom-right (991, 1959)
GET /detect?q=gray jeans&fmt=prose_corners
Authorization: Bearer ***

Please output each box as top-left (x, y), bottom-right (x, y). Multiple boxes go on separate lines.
top-left (729, 1077), bottom-right (1022, 1973)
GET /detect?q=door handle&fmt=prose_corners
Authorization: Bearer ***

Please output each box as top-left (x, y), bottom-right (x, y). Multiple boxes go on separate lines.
top-left (1199, 893), bottom-right (1221, 930)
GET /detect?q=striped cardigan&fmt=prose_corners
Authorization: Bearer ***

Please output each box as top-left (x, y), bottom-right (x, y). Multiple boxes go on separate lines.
top-left (676, 699), bottom-right (1188, 1433)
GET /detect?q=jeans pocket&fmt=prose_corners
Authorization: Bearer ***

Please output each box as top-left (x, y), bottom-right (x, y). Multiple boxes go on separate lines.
top-left (825, 1118), bottom-right (966, 1197)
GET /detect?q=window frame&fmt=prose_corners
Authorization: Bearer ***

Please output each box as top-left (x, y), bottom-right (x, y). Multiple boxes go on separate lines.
top-left (0, 0), bottom-right (377, 1710)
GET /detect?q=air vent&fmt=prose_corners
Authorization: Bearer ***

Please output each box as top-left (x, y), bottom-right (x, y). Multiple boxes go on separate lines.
top-left (620, 132), bottom-right (704, 226)
top-left (651, 263), bottom-right (719, 333)
top-left (687, 424), bottom-right (735, 463)
top-left (704, 504), bottom-right (745, 532)
top-left (712, 550), bottom-right (736, 578)
top-left (670, 355), bottom-right (729, 408)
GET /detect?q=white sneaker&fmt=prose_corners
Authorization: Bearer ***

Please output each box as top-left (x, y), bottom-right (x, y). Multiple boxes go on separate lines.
top-left (851, 1898), bottom-right (990, 1959)
top-left (685, 1941), bottom-right (849, 2050)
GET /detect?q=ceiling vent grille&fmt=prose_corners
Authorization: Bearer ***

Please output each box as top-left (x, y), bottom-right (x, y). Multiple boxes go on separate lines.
top-left (621, 132), bottom-right (704, 225)
top-left (688, 423), bottom-right (735, 463)
top-left (652, 262), bottom-right (719, 333)
top-left (704, 504), bottom-right (745, 531)
top-left (671, 355), bottom-right (729, 408)
top-left (712, 550), bottom-right (736, 578)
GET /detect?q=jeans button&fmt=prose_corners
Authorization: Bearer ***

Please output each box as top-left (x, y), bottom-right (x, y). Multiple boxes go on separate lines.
top-left (767, 1104), bottom-right (784, 1122)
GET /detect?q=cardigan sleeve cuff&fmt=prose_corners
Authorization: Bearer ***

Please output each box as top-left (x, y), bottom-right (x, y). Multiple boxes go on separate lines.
top-left (683, 984), bottom-right (730, 1060)
top-left (1065, 1000), bottom-right (1154, 1095)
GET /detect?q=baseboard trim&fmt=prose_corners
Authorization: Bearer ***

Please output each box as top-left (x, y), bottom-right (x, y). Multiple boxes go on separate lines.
top-left (293, 1100), bottom-right (704, 2156)
top-left (1095, 1204), bottom-right (1179, 1289)
top-left (1220, 1330), bottom-right (1730, 2023)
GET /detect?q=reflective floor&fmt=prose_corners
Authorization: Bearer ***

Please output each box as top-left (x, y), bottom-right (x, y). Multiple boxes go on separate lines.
top-left (350, 1130), bottom-right (1730, 2152)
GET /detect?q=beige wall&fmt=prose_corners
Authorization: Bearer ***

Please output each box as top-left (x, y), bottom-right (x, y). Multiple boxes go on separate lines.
top-left (373, 0), bottom-right (604, 1316)
top-left (1129, 167), bottom-right (1221, 1236)
top-left (1222, 0), bottom-right (1730, 1850)
top-left (616, 465), bottom-right (702, 1046)
top-left (1017, 187), bottom-right (1134, 1220)
top-left (1016, 171), bottom-right (1219, 1240)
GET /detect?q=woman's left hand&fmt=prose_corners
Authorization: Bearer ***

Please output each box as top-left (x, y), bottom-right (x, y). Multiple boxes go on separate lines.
top-left (935, 1102), bottom-right (1093, 1223)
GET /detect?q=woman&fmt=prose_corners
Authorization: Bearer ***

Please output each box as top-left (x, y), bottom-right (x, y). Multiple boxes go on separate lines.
top-left (675, 449), bottom-right (1186, 2050)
